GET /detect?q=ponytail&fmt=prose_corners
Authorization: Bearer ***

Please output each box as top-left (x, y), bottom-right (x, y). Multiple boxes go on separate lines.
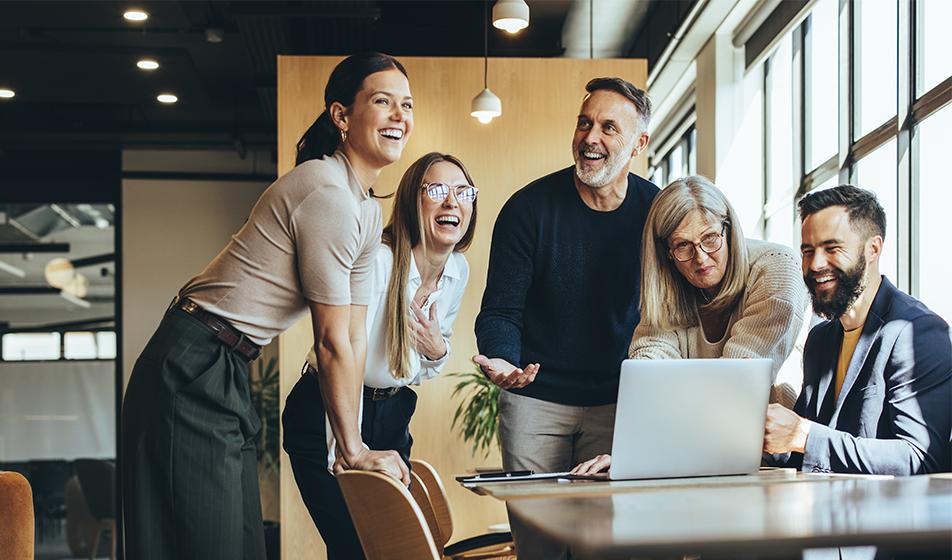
top-left (295, 110), bottom-right (340, 166)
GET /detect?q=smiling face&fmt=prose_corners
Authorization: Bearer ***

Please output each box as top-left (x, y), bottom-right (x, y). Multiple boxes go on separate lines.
top-left (800, 206), bottom-right (875, 319)
top-left (668, 209), bottom-right (729, 293)
top-left (571, 89), bottom-right (648, 189)
top-left (419, 161), bottom-right (475, 252)
top-left (337, 68), bottom-right (413, 170)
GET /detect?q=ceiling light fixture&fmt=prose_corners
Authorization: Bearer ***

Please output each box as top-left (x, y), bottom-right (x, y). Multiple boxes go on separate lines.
top-left (492, 0), bottom-right (530, 34)
top-left (137, 59), bottom-right (159, 70)
top-left (123, 9), bottom-right (149, 22)
top-left (471, 0), bottom-right (502, 124)
top-left (0, 88), bottom-right (15, 99)
top-left (156, 93), bottom-right (178, 104)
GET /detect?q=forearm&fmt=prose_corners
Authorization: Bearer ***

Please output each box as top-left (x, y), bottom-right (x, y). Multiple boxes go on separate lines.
top-left (802, 423), bottom-right (931, 475)
top-left (628, 323), bottom-right (684, 360)
top-left (315, 339), bottom-right (364, 461)
top-left (475, 312), bottom-right (523, 365)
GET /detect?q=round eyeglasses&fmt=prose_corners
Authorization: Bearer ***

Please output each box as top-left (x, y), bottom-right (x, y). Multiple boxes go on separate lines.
top-left (669, 224), bottom-right (728, 262)
top-left (422, 182), bottom-right (479, 203)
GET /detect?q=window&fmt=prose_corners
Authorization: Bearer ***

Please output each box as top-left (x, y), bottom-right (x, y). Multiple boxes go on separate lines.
top-left (855, 139), bottom-right (898, 280)
top-left (748, 0), bottom-right (951, 304)
top-left (764, 36), bottom-right (795, 244)
top-left (854, 0), bottom-right (898, 138)
top-left (917, 0), bottom-right (952, 96)
top-left (64, 332), bottom-right (98, 359)
top-left (806, 0), bottom-right (839, 169)
top-left (649, 124), bottom-right (696, 189)
top-left (2, 333), bottom-right (61, 361)
top-left (917, 104), bottom-right (952, 320)
top-left (96, 331), bottom-right (117, 359)
top-left (0, 330), bottom-right (116, 361)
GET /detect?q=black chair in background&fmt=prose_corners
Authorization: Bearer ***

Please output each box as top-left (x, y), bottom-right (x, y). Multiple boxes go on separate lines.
top-left (74, 459), bottom-right (116, 560)
top-left (29, 459), bottom-right (73, 542)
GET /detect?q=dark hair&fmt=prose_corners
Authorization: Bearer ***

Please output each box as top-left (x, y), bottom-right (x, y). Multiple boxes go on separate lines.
top-left (798, 184), bottom-right (887, 240)
top-left (585, 77), bottom-right (652, 129)
top-left (295, 52), bottom-right (408, 166)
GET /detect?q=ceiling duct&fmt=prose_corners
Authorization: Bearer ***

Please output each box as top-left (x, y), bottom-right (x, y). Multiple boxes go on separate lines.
top-left (561, 0), bottom-right (651, 58)
top-left (4, 203), bottom-right (114, 241)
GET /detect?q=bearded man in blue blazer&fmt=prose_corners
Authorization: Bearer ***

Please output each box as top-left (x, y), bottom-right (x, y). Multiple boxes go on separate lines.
top-left (764, 185), bottom-right (951, 475)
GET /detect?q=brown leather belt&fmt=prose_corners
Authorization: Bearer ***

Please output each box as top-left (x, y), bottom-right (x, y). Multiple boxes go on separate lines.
top-left (174, 297), bottom-right (261, 362)
top-left (302, 364), bottom-right (402, 401)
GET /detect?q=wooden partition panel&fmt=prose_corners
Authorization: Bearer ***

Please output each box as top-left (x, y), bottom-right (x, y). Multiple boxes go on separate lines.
top-left (278, 55), bottom-right (648, 559)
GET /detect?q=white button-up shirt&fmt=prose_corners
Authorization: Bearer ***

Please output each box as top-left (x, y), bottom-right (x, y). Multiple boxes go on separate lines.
top-left (305, 244), bottom-right (469, 470)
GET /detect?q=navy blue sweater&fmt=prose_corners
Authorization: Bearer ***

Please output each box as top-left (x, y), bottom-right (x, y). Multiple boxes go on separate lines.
top-left (475, 166), bottom-right (659, 406)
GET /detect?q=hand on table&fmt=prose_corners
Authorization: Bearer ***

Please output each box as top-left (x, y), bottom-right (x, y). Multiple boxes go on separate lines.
top-left (334, 448), bottom-right (410, 486)
top-left (570, 454), bottom-right (612, 476)
top-left (472, 355), bottom-right (539, 389)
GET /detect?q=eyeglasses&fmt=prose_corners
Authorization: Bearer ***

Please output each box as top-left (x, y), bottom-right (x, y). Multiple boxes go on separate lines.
top-left (422, 182), bottom-right (479, 203)
top-left (668, 223), bottom-right (728, 262)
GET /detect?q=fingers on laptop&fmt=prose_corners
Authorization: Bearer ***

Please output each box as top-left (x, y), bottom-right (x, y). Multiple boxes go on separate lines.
top-left (571, 454), bottom-right (612, 475)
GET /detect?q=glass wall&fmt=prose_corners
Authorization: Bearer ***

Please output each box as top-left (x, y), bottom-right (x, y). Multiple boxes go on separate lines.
top-left (752, 0), bottom-right (950, 310)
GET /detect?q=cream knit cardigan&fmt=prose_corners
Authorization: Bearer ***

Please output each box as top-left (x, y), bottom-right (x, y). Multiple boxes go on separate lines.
top-left (629, 238), bottom-right (810, 380)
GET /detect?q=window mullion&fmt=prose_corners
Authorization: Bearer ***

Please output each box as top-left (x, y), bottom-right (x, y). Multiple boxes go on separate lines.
top-left (839, 0), bottom-right (854, 183)
top-left (899, 0), bottom-right (916, 294)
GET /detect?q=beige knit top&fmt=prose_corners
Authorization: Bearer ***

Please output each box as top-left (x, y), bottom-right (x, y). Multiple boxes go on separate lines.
top-left (629, 239), bottom-right (809, 380)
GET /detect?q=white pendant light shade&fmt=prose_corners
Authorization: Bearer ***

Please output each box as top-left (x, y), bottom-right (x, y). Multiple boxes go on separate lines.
top-left (471, 88), bottom-right (502, 124)
top-left (45, 257), bottom-right (75, 289)
top-left (493, 0), bottom-right (530, 34)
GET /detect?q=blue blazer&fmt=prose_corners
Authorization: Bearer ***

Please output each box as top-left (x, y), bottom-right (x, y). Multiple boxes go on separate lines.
top-left (783, 277), bottom-right (951, 475)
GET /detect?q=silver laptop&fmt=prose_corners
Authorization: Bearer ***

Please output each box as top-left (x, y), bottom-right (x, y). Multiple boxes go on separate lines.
top-left (605, 358), bottom-right (773, 480)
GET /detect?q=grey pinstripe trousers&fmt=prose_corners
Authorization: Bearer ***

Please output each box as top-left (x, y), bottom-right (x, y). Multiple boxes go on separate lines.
top-left (121, 308), bottom-right (266, 559)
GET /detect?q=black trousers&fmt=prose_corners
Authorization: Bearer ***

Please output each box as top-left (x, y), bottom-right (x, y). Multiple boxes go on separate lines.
top-left (282, 371), bottom-right (416, 560)
top-left (121, 307), bottom-right (266, 560)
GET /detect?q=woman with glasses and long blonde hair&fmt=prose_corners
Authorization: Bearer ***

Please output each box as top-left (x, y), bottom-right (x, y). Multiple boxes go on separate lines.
top-left (283, 152), bottom-right (478, 559)
top-left (572, 175), bottom-right (808, 476)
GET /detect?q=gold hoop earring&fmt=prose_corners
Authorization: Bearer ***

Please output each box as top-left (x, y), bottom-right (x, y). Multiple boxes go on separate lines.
top-left (340, 129), bottom-right (347, 143)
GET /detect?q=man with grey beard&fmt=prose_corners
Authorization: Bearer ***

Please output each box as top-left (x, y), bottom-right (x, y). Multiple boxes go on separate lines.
top-left (474, 77), bottom-right (658, 560)
top-left (764, 185), bottom-right (951, 476)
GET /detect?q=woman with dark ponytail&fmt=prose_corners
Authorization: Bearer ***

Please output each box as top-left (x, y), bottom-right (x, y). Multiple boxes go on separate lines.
top-left (122, 53), bottom-right (413, 560)
top-left (284, 153), bottom-right (479, 559)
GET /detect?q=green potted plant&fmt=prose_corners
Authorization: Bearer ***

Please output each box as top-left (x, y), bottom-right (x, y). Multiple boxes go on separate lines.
top-left (449, 365), bottom-right (501, 458)
top-left (249, 355), bottom-right (280, 559)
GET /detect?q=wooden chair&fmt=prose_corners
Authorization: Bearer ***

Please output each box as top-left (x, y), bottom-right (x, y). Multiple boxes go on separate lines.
top-left (410, 460), bottom-right (515, 560)
top-left (337, 470), bottom-right (442, 560)
top-left (0, 470), bottom-right (35, 560)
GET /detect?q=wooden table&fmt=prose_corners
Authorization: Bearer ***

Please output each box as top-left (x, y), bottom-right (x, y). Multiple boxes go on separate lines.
top-left (462, 472), bottom-right (952, 558)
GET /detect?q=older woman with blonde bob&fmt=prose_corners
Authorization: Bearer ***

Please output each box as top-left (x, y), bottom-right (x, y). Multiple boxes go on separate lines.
top-left (572, 175), bottom-right (808, 475)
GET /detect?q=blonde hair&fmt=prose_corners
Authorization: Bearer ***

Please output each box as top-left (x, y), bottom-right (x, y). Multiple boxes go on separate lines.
top-left (639, 175), bottom-right (749, 330)
top-left (381, 153), bottom-right (477, 380)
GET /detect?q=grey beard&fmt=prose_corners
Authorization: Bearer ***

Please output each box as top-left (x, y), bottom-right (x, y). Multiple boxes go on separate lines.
top-left (574, 140), bottom-right (636, 188)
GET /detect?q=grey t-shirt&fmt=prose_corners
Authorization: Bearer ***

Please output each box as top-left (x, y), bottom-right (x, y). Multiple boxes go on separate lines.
top-left (180, 151), bottom-right (382, 346)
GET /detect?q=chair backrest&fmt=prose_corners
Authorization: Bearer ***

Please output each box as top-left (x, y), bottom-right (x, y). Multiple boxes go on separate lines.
top-left (0, 470), bottom-right (35, 559)
top-left (337, 470), bottom-right (441, 560)
top-left (73, 459), bottom-right (116, 519)
top-left (408, 471), bottom-right (444, 546)
top-left (410, 459), bottom-right (453, 544)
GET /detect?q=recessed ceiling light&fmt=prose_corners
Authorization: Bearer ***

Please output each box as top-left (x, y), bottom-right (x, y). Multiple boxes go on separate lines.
top-left (123, 10), bottom-right (149, 22)
top-left (0, 88), bottom-right (14, 99)
top-left (137, 59), bottom-right (159, 70)
top-left (156, 93), bottom-right (178, 104)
